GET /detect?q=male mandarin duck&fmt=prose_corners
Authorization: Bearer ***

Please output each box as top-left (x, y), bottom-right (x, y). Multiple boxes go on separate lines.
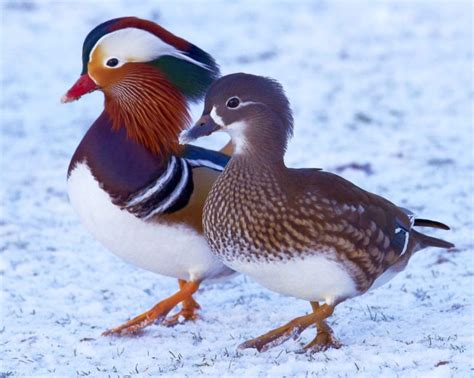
top-left (62, 17), bottom-right (235, 335)
top-left (180, 73), bottom-right (454, 352)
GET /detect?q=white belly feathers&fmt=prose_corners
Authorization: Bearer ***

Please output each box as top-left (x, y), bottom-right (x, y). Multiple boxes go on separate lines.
top-left (226, 252), bottom-right (358, 305)
top-left (67, 162), bottom-right (227, 282)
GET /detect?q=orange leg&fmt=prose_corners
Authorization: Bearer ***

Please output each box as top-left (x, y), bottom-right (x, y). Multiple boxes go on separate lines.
top-left (162, 279), bottom-right (201, 327)
top-left (239, 303), bottom-right (335, 352)
top-left (301, 302), bottom-right (341, 351)
top-left (102, 280), bottom-right (200, 336)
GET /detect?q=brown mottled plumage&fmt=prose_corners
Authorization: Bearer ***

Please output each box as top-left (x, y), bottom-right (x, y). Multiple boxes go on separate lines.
top-left (181, 73), bottom-right (454, 352)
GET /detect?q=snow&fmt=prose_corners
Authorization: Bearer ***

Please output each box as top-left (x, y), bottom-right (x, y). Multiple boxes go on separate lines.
top-left (1, 0), bottom-right (473, 376)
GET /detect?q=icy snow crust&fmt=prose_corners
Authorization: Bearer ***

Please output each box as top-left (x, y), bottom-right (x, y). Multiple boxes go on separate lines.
top-left (1, 1), bottom-right (472, 376)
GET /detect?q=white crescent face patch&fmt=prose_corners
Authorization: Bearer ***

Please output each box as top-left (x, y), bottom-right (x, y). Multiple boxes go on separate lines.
top-left (210, 106), bottom-right (225, 126)
top-left (89, 28), bottom-right (210, 70)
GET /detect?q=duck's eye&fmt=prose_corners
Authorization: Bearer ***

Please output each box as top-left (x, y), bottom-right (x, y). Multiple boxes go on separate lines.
top-left (226, 97), bottom-right (240, 109)
top-left (106, 58), bottom-right (119, 67)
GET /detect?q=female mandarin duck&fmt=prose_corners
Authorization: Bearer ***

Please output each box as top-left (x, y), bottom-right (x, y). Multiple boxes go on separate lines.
top-left (181, 73), bottom-right (454, 352)
top-left (62, 17), bottom-right (235, 335)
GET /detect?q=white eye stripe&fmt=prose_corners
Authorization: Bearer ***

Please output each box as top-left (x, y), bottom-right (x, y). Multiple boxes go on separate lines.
top-left (89, 28), bottom-right (211, 70)
top-left (211, 100), bottom-right (263, 127)
top-left (226, 96), bottom-right (263, 110)
top-left (238, 100), bottom-right (262, 107)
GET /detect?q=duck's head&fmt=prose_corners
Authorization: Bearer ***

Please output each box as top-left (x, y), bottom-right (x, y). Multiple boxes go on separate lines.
top-left (62, 17), bottom-right (219, 155)
top-left (181, 73), bottom-right (293, 161)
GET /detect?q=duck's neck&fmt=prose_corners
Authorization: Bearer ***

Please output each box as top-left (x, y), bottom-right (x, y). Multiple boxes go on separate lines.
top-left (104, 64), bottom-right (190, 157)
top-left (228, 115), bottom-right (288, 171)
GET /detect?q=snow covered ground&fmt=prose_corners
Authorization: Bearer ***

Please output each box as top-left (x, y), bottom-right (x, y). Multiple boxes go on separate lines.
top-left (1, 0), bottom-right (473, 376)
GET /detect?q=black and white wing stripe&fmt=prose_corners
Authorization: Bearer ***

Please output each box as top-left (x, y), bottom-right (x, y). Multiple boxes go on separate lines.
top-left (186, 158), bottom-right (225, 171)
top-left (126, 156), bottom-right (179, 208)
top-left (182, 144), bottom-right (229, 172)
top-left (122, 146), bottom-right (229, 220)
top-left (124, 156), bottom-right (193, 219)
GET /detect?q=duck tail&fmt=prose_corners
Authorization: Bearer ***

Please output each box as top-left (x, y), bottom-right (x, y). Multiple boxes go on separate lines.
top-left (414, 218), bottom-right (450, 230)
top-left (411, 216), bottom-right (454, 251)
top-left (412, 229), bottom-right (454, 251)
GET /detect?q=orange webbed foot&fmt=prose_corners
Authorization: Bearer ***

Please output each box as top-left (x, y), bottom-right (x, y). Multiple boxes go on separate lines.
top-left (162, 296), bottom-right (201, 327)
top-left (239, 313), bottom-right (316, 352)
top-left (239, 303), bottom-right (335, 352)
top-left (102, 306), bottom-right (168, 336)
top-left (298, 302), bottom-right (342, 352)
top-left (297, 322), bottom-right (342, 353)
top-left (102, 280), bottom-right (200, 336)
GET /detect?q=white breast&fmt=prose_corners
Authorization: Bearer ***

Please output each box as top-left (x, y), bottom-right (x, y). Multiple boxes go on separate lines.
top-left (226, 252), bottom-right (358, 305)
top-left (67, 162), bottom-right (229, 282)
